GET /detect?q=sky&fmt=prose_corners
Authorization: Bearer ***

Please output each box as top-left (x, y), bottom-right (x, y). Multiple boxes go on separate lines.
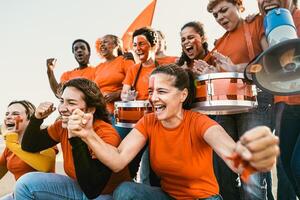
top-left (0, 0), bottom-right (259, 124)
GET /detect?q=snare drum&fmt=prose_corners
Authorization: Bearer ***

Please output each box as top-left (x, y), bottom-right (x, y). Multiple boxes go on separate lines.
top-left (114, 100), bottom-right (153, 128)
top-left (193, 72), bottom-right (257, 115)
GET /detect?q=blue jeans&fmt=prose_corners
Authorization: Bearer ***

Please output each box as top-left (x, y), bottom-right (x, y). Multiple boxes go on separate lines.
top-left (140, 146), bottom-right (150, 185)
top-left (113, 181), bottom-right (223, 200)
top-left (0, 193), bottom-right (14, 200)
top-left (214, 92), bottom-right (273, 200)
top-left (279, 103), bottom-right (300, 197)
top-left (14, 172), bottom-right (113, 200)
top-left (111, 115), bottom-right (132, 139)
top-left (274, 102), bottom-right (297, 200)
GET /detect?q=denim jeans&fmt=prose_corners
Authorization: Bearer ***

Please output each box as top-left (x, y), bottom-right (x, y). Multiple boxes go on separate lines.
top-left (214, 92), bottom-right (273, 200)
top-left (0, 193), bottom-right (14, 200)
top-left (279, 103), bottom-right (300, 197)
top-left (139, 146), bottom-right (150, 185)
top-left (111, 115), bottom-right (132, 139)
top-left (113, 181), bottom-right (222, 200)
top-left (14, 172), bottom-right (113, 200)
top-left (274, 103), bottom-right (297, 200)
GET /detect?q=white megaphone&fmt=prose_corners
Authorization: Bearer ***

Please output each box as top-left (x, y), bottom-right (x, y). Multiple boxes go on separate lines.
top-left (245, 8), bottom-right (300, 95)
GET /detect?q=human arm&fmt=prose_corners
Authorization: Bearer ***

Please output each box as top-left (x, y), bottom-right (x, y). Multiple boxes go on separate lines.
top-left (121, 84), bottom-right (137, 101)
top-left (0, 151), bottom-right (8, 179)
top-left (104, 90), bottom-right (121, 103)
top-left (46, 58), bottom-right (60, 97)
top-left (67, 109), bottom-right (147, 173)
top-left (212, 51), bottom-right (247, 72)
top-left (0, 165), bottom-right (8, 179)
top-left (192, 59), bottom-right (219, 75)
top-left (204, 125), bottom-right (279, 174)
top-left (69, 137), bottom-right (113, 199)
top-left (21, 102), bottom-right (58, 152)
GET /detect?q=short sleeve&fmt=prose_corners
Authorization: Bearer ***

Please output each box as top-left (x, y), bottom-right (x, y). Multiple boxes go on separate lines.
top-left (0, 148), bottom-right (8, 166)
top-left (194, 114), bottom-right (218, 139)
top-left (134, 116), bottom-right (149, 139)
top-left (47, 121), bottom-right (63, 142)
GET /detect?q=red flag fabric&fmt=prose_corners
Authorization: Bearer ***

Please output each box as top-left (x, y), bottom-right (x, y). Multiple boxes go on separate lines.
top-left (122, 0), bottom-right (157, 51)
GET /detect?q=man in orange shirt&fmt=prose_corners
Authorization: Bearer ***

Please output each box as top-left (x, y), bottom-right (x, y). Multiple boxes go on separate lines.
top-left (257, 0), bottom-right (300, 198)
top-left (46, 39), bottom-right (95, 97)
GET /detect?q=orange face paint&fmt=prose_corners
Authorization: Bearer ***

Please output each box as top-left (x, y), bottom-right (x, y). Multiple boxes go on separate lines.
top-left (14, 116), bottom-right (23, 130)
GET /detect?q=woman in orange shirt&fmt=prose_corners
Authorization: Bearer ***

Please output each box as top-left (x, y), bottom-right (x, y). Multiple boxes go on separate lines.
top-left (14, 78), bottom-right (133, 200)
top-left (94, 34), bottom-right (134, 139)
top-left (121, 27), bottom-right (158, 101)
top-left (46, 39), bottom-right (95, 97)
top-left (0, 100), bottom-right (56, 200)
top-left (68, 64), bottom-right (279, 200)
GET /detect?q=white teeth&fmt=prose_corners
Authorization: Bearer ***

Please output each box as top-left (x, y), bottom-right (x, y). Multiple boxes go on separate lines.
top-left (154, 105), bottom-right (165, 112)
top-left (264, 5), bottom-right (279, 12)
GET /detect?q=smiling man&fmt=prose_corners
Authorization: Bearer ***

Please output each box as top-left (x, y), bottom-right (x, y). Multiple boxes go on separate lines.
top-left (46, 39), bottom-right (95, 97)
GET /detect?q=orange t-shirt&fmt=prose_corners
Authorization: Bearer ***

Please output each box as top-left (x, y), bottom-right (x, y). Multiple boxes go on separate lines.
top-left (135, 110), bottom-right (219, 199)
top-left (94, 56), bottom-right (134, 113)
top-left (274, 8), bottom-right (300, 105)
top-left (215, 18), bottom-right (264, 67)
top-left (156, 56), bottom-right (178, 65)
top-left (60, 66), bottom-right (95, 83)
top-left (47, 119), bottom-right (131, 194)
top-left (123, 63), bottom-right (156, 100)
top-left (0, 147), bottom-right (36, 180)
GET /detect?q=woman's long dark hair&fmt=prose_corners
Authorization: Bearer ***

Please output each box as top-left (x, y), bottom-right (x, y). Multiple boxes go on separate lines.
top-left (61, 78), bottom-right (110, 123)
top-left (177, 21), bottom-right (209, 67)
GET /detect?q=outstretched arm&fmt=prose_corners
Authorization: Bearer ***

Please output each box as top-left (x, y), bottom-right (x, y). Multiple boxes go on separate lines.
top-left (204, 125), bottom-right (279, 174)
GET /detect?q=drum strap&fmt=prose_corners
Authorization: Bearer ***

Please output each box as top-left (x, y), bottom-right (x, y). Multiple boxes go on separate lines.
top-left (243, 21), bottom-right (255, 60)
top-left (131, 63), bottom-right (143, 90)
top-left (131, 61), bottom-right (159, 90)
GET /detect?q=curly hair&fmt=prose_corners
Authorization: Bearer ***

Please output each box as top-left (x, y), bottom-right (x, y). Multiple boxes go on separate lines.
top-left (95, 34), bottom-right (124, 57)
top-left (207, 0), bottom-right (244, 12)
top-left (61, 78), bottom-right (110, 123)
top-left (151, 63), bottom-right (196, 110)
top-left (177, 21), bottom-right (209, 67)
top-left (8, 100), bottom-right (36, 120)
top-left (132, 26), bottom-right (158, 47)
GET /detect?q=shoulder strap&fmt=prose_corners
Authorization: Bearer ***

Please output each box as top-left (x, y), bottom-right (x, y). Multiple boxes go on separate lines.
top-left (131, 63), bottom-right (143, 90)
top-left (243, 21), bottom-right (255, 60)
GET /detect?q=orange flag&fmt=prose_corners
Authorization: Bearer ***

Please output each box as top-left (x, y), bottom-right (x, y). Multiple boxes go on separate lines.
top-left (122, 0), bottom-right (157, 51)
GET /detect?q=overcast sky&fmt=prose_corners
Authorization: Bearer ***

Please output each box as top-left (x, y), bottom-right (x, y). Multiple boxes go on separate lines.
top-left (0, 0), bottom-right (258, 124)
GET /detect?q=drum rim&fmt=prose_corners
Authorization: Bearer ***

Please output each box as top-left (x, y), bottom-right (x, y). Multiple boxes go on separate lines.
top-left (196, 72), bottom-right (245, 81)
top-left (115, 122), bottom-right (136, 128)
top-left (114, 100), bottom-right (151, 107)
top-left (192, 100), bottom-right (257, 115)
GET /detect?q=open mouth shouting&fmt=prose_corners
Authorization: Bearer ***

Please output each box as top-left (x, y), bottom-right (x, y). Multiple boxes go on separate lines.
top-left (263, 3), bottom-right (280, 14)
